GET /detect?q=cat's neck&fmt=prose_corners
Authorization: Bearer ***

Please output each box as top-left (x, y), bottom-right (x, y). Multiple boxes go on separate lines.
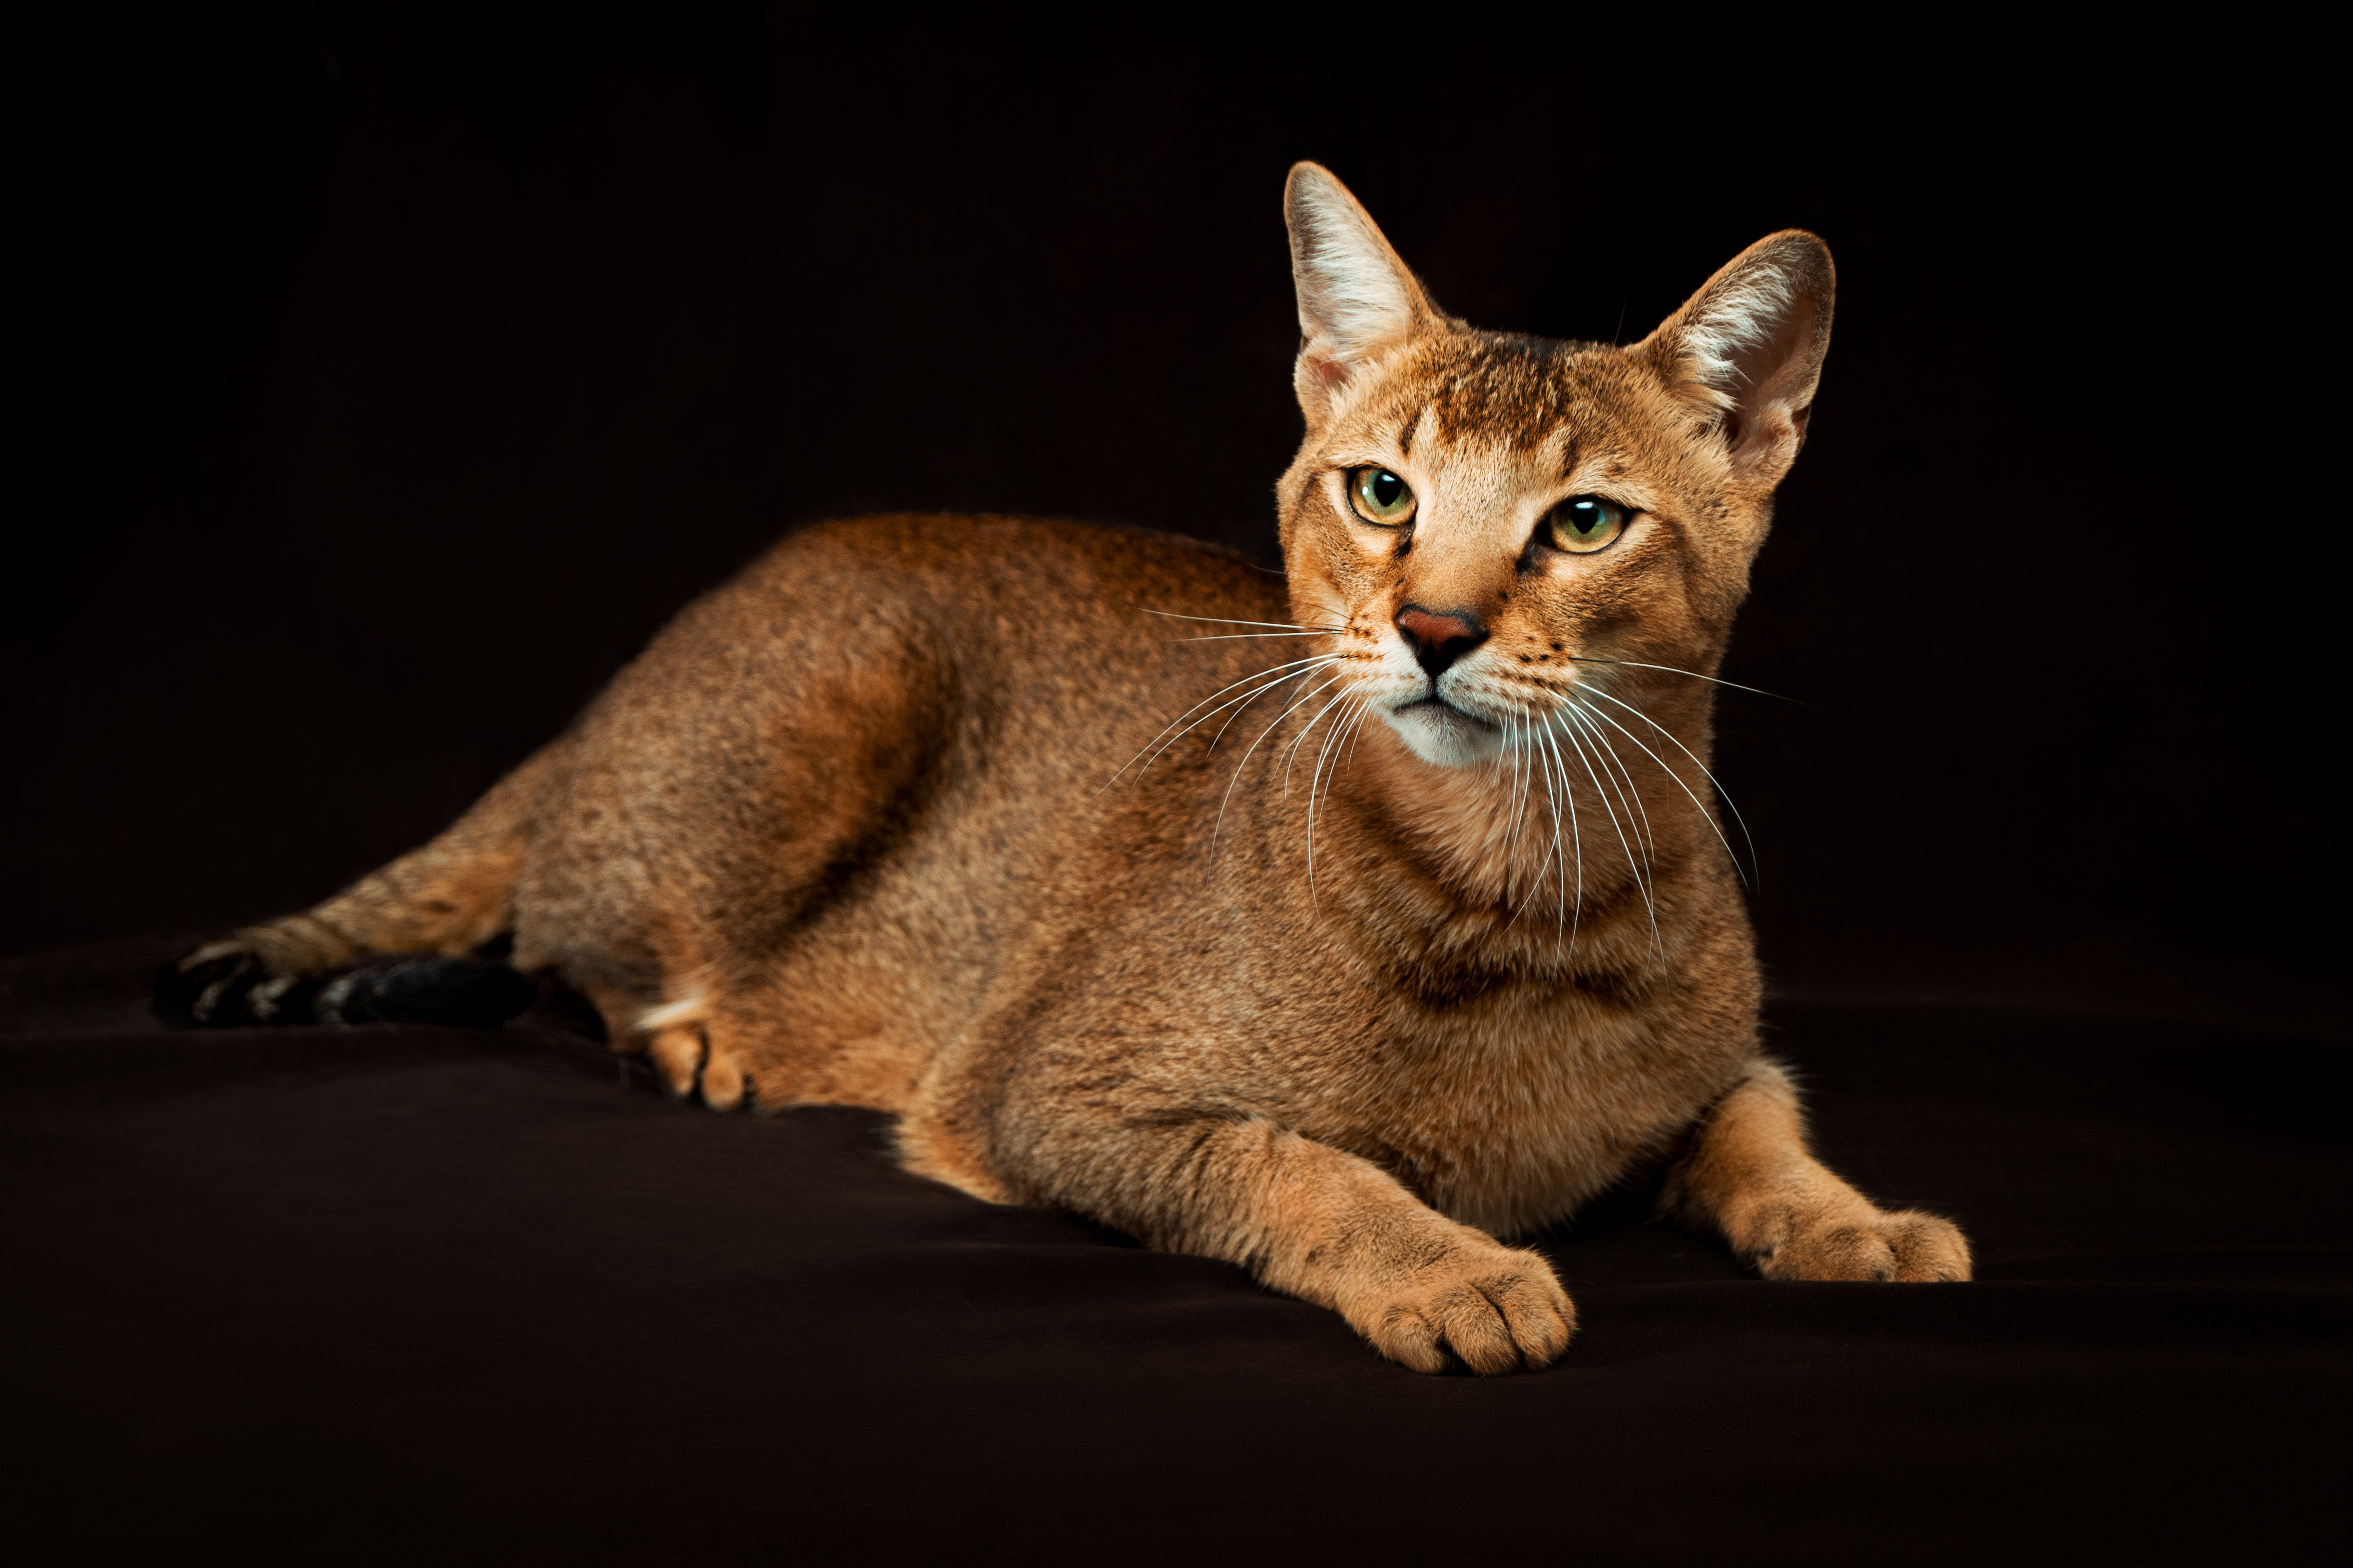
top-left (1258, 692), bottom-right (1731, 987)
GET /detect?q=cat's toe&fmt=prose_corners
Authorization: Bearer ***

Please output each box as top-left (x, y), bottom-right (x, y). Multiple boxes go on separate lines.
top-left (644, 1022), bottom-right (757, 1112)
top-left (698, 1041), bottom-right (752, 1111)
top-left (647, 1023), bottom-right (708, 1101)
top-left (1882, 1210), bottom-right (1972, 1281)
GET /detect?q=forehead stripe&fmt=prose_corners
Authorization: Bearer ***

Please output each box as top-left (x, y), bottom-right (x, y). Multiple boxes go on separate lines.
top-left (1397, 401), bottom-right (1429, 460)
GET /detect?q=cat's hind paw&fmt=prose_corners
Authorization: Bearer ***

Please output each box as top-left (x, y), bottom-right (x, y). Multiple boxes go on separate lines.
top-left (636, 1006), bottom-right (757, 1113)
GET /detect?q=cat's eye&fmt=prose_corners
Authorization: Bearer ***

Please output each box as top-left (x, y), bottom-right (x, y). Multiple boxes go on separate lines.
top-left (1349, 467), bottom-right (1416, 526)
top-left (1545, 497), bottom-right (1630, 554)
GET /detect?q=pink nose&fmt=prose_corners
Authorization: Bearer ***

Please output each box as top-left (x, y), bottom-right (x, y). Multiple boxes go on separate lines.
top-left (1394, 605), bottom-right (1486, 679)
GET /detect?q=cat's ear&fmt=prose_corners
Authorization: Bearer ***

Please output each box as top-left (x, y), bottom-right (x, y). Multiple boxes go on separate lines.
top-left (1285, 163), bottom-right (1436, 422)
top-left (1641, 231), bottom-right (1835, 485)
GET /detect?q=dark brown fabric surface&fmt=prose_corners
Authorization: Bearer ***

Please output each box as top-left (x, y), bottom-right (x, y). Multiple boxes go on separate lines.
top-left (3, 941), bottom-right (2342, 1562)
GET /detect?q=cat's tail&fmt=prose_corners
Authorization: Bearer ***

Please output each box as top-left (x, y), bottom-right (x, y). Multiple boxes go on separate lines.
top-left (155, 741), bottom-right (567, 1030)
top-left (156, 949), bottom-right (537, 1029)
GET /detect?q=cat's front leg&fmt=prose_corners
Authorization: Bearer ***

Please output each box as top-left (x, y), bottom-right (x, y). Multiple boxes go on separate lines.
top-left (921, 1107), bottom-right (1574, 1374)
top-left (1665, 1061), bottom-right (1972, 1282)
top-left (1139, 1117), bottom-right (1577, 1374)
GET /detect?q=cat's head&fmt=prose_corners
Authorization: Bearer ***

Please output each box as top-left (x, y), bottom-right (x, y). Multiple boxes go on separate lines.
top-left (1275, 164), bottom-right (1832, 769)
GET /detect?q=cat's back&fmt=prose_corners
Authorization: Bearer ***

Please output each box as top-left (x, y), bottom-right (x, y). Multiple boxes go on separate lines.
top-left (757, 511), bottom-right (1280, 633)
top-left (550, 513), bottom-right (1287, 899)
top-left (614, 513), bottom-right (1284, 733)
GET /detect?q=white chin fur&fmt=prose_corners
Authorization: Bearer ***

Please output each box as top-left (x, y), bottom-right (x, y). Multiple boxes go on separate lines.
top-left (1381, 702), bottom-right (1500, 768)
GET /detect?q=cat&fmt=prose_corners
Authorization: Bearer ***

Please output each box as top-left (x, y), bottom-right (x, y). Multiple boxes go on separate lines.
top-left (163, 163), bottom-right (1971, 1374)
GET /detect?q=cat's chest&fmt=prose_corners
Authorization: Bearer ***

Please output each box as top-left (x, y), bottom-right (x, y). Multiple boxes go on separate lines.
top-left (1301, 999), bottom-right (1736, 1235)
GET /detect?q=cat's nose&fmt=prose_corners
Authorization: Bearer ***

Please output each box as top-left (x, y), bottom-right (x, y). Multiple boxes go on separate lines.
top-left (1394, 605), bottom-right (1487, 680)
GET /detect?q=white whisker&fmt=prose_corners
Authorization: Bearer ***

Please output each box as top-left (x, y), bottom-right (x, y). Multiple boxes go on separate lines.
top-left (1155, 661), bottom-right (1339, 766)
top-left (1557, 706), bottom-right (1658, 953)
top-left (1536, 719), bottom-right (1570, 957)
top-left (1140, 609), bottom-right (1346, 633)
top-left (1280, 686), bottom-right (1354, 798)
top-left (1564, 655), bottom-right (1790, 702)
top-left (1571, 693), bottom-right (1750, 889)
top-left (1106, 655), bottom-right (1342, 790)
top-left (1508, 704), bottom-right (1563, 922)
top-left (1500, 703), bottom-right (1546, 927)
top-left (1205, 660), bottom-right (1340, 753)
top-left (1214, 671), bottom-right (1350, 857)
top-left (1577, 683), bottom-right (1760, 887)
top-left (1509, 705), bottom-right (1535, 853)
top-left (1343, 693), bottom-right (1375, 769)
top-left (1513, 708), bottom-right (1572, 956)
top-left (1539, 725), bottom-right (1585, 956)
top-left (1495, 709), bottom-right (1523, 927)
top-left (1110, 652), bottom-right (1336, 781)
top-left (1565, 704), bottom-right (1658, 870)
top-left (1305, 695), bottom-right (1368, 908)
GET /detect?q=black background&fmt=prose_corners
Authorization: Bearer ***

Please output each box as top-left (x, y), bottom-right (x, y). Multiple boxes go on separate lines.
top-left (11, 6), bottom-right (2337, 1035)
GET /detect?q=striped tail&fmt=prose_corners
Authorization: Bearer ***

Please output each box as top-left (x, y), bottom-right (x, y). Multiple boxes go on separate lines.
top-left (156, 949), bottom-right (536, 1028)
top-left (155, 742), bottom-right (565, 1031)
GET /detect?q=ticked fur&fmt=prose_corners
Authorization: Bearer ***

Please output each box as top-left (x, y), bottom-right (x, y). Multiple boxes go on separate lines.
top-left (176, 164), bottom-right (1966, 1374)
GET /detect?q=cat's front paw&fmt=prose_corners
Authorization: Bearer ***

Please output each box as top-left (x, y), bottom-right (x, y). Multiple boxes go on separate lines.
top-left (1754, 1205), bottom-right (1971, 1283)
top-left (1348, 1237), bottom-right (1576, 1375)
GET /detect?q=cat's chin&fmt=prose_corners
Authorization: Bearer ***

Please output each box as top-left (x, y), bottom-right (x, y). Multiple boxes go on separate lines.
top-left (1382, 699), bottom-right (1501, 769)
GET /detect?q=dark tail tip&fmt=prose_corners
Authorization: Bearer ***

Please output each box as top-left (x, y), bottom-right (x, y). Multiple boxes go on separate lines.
top-left (156, 950), bottom-right (536, 1030)
top-left (319, 955), bottom-right (539, 1027)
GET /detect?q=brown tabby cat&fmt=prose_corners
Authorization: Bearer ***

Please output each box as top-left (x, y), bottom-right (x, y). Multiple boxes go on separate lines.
top-left (168, 164), bottom-right (1971, 1374)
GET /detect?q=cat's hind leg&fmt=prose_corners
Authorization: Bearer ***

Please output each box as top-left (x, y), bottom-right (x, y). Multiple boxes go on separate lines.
top-left (1662, 1060), bottom-right (1972, 1282)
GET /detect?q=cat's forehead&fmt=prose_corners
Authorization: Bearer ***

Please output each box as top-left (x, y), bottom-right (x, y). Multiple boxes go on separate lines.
top-left (1350, 332), bottom-right (1650, 459)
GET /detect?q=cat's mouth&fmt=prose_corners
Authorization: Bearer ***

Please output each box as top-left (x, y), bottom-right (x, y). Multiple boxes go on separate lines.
top-left (1394, 695), bottom-right (1495, 730)
top-left (1383, 690), bottom-right (1507, 767)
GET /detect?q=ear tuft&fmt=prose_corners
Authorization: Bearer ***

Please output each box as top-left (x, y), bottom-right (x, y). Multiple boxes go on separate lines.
top-left (1284, 163), bottom-right (1433, 417)
top-left (1644, 231), bottom-right (1835, 484)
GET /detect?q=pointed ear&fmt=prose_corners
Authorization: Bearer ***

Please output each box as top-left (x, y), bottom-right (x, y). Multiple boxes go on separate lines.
top-left (1285, 163), bottom-right (1436, 423)
top-left (1641, 231), bottom-right (1835, 486)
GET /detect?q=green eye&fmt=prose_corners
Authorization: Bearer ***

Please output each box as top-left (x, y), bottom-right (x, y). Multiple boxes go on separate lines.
top-left (1546, 497), bottom-right (1629, 554)
top-left (1349, 467), bottom-right (1416, 526)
